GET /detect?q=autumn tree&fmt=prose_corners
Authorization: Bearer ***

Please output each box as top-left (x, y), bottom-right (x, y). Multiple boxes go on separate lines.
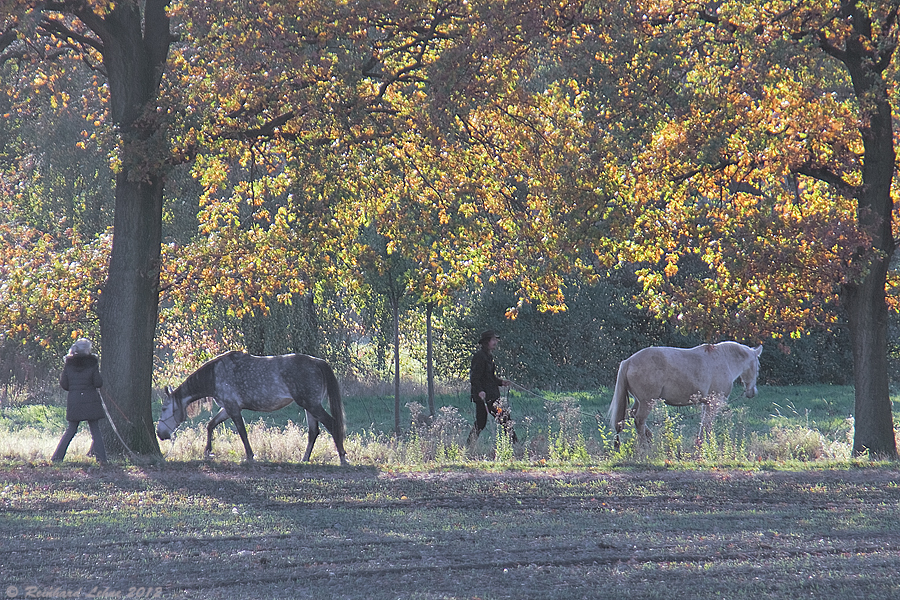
top-left (572, 1), bottom-right (898, 457)
top-left (2, 1), bottom-right (176, 455)
top-left (169, 0), bottom-right (595, 388)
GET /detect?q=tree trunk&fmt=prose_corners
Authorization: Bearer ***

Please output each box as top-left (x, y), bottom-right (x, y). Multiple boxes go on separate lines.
top-left (838, 16), bottom-right (898, 459)
top-left (99, 174), bottom-right (164, 456)
top-left (426, 302), bottom-right (436, 418)
top-left (393, 295), bottom-right (401, 436)
top-left (88, 0), bottom-right (171, 458)
top-left (844, 264), bottom-right (896, 458)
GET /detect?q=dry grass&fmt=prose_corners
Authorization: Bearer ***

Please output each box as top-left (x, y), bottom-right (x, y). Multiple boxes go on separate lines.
top-left (0, 426), bottom-right (69, 461)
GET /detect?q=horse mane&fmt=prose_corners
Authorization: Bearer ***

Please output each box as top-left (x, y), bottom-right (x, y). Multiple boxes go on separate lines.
top-left (173, 351), bottom-right (241, 401)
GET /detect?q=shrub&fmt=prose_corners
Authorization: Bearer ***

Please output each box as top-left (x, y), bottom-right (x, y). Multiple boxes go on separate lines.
top-left (547, 397), bottom-right (589, 463)
top-left (749, 426), bottom-right (829, 461)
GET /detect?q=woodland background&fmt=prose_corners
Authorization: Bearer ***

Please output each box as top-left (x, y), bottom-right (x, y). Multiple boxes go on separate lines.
top-left (1, 1), bottom-right (899, 455)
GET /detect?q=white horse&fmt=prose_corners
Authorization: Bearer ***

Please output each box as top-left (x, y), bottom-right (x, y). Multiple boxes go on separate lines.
top-left (607, 342), bottom-right (762, 448)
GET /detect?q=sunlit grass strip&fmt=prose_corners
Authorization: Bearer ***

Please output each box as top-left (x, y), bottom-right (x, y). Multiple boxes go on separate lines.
top-left (2, 398), bottom-right (893, 467)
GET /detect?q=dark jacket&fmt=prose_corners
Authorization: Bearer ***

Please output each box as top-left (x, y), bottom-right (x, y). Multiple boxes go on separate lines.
top-left (60, 354), bottom-right (105, 422)
top-left (470, 347), bottom-right (503, 403)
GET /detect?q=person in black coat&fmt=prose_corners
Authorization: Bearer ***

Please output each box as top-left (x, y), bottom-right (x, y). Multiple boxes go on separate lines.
top-left (467, 329), bottom-right (517, 446)
top-left (51, 338), bottom-right (108, 464)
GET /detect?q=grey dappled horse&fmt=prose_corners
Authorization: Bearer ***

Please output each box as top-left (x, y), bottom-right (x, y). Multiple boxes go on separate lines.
top-left (156, 351), bottom-right (348, 465)
top-left (608, 342), bottom-right (762, 449)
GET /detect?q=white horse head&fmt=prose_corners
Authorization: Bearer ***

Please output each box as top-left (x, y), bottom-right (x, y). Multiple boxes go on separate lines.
top-left (156, 385), bottom-right (184, 441)
top-left (739, 345), bottom-right (763, 398)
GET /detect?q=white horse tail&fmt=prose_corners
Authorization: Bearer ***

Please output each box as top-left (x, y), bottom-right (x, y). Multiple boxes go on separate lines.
top-left (320, 361), bottom-right (345, 444)
top-left (608, 359), bottom-right (630, 434)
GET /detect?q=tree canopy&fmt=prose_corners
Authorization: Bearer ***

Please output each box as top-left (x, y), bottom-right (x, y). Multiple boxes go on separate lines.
top-left (2, 0), bottom-right (897, 457)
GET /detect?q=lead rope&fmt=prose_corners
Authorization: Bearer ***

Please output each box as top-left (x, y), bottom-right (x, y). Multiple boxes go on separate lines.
top-left (506, 380), bottom-right (555, 403)
top-left (98, 389), bottom-right (143, 460)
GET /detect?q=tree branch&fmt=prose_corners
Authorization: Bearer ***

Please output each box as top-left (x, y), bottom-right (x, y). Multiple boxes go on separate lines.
top-left (218, 111), bottom-right (296, 141)
top-left (0, 26), bottom-right (26, 64)
top-left (698, 8), bottom-right (738, 33)
top-left (0, 27), bottom-right (17, 54)
top-left (672, 159), bottom-right (737, 184)
top-left (792, 163), bottom-right (860, 198)
top-left (38, 15), bottom-right (103, 52)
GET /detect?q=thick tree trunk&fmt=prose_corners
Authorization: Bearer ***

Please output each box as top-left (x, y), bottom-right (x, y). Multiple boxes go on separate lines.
top-left (87, 0), bottom-right (171, 458)
top-left (844, 265), bottom-right (896, 458)
top-left (839, 15), bottom-right (898, 459)
top-left (99, 174), bottom-right (164, 456)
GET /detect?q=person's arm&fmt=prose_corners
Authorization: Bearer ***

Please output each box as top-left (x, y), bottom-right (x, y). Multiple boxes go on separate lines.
top-left (493, 369), bottom-right (508, 388)
top-left (60, 364), bottom-right (69, 391)
top-left (470, 351), bottom-right (487, 400)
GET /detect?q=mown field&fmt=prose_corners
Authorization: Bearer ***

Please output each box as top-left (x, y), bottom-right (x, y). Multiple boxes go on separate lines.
top-left (1, 385), bottom-right (900, 599)
top-left (2, 463), bottom-right (900, 599)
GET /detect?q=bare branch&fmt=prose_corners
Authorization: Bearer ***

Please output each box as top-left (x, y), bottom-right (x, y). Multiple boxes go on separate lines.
top-left (792, 164), bottom-right (860, 198)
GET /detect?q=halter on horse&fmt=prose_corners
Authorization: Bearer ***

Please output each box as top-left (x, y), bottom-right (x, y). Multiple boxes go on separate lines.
top-left (157, 350), bottom-right (348, 465)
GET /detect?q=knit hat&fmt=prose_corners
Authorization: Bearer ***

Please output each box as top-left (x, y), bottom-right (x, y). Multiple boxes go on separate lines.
top-left (69, 338), bottom-right (93, 357)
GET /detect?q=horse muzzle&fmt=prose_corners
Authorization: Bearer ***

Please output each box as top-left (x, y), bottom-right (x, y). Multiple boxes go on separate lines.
top-left (744, 387), bottom-right (757, 399)
top-left (156, 426), bottom-right (172, 440)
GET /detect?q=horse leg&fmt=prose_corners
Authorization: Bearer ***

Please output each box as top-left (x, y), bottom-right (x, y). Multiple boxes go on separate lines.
top-left (613, 416), bottom-right (625, 451)
top-left (697, 402), bottom-right (715, 447)
top-left (205, 408), bottom-right (230, 458)
top-left (305, 403), bottom-right (349, 465)
top-left (302, 409), bottom-right (320, 462)
top-left (228, 411), bottom-right (255, 463)
top-left (633, 399), bottom-right (653, 448)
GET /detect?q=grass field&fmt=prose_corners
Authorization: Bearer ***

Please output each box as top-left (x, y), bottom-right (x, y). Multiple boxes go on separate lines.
top-left (2, 462), bottom-right (900, 599)
top-left (0, 384), bottom-right (893, 465)
top-left (2, 385), bottom-right (900, 598)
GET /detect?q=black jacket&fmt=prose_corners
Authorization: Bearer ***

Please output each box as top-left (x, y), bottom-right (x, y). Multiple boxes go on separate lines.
top-left (470, 347), bottom-right (503, 403)
top-left (60, 354), bottom-right (105, 421)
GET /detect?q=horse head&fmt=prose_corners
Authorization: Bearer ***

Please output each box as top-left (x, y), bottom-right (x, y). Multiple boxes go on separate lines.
top-left (740, 345), bottom-right (763, 398)
top-left (156, 385), bottom-right (185, 440)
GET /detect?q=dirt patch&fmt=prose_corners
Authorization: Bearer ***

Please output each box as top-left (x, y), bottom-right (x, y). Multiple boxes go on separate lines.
top-left (2, 463), bottom-right (899, 599)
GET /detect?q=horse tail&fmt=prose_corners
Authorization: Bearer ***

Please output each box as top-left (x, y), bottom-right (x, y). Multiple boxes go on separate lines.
top-left (320, 361), bottom-right (345, 443)
top-left (608, 359), bottom-right (630, 433)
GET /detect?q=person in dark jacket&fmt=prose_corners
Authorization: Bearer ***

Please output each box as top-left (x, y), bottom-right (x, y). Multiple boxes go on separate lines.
top-left (51, 337), bottom-right (108, 465)
top-left (467, 329), bottom-right (517, 446)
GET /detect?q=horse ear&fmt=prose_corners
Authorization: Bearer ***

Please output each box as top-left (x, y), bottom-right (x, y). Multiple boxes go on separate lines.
top-left (165, 385), bottom-right (173, 396)
top-left (754, 345), bottom-right (763, 356)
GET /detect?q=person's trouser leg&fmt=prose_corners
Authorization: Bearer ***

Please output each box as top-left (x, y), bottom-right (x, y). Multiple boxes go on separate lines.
top-left (51, 421), bottom-right (80, 462)
top-left (86, 419), bottom-right (108, 464)
top-left (467, 400), bottom-right (489, 446)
